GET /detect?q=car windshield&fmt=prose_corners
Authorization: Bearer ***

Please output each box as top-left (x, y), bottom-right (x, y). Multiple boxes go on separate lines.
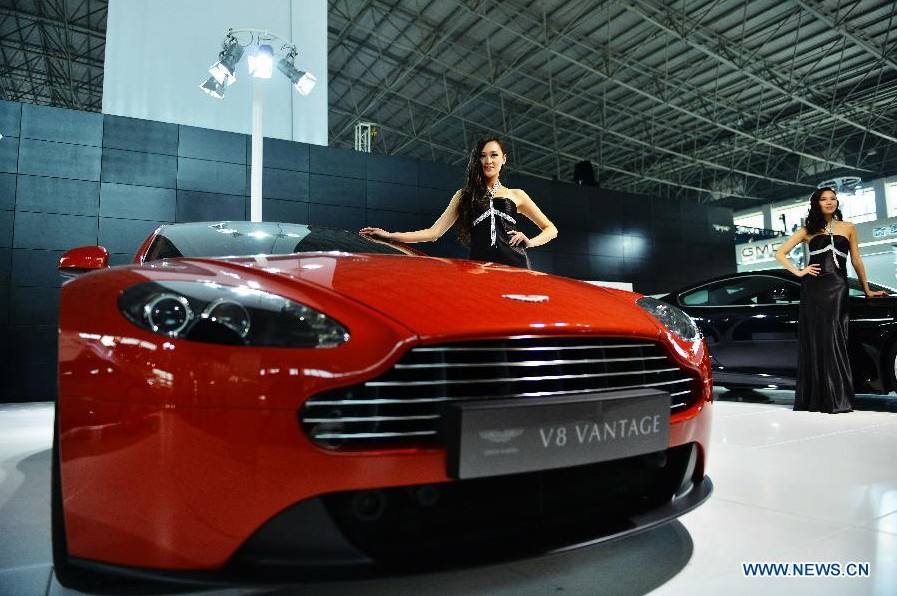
top-left (143, 222), bottom-right (412, 262)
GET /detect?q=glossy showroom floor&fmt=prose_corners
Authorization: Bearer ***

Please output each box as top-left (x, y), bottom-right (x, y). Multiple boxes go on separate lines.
top-left (1, 389), bottom-right (896, 596)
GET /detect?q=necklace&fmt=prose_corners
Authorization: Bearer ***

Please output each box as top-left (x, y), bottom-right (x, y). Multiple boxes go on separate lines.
top-left (826, 217), bottom-right (840, 269)
top-left (486, 180), bottom-right (502, 199)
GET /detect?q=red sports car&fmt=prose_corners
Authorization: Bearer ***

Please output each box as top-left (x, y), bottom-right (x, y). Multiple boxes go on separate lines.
top-left (53, 221), bottom-right (713, 588)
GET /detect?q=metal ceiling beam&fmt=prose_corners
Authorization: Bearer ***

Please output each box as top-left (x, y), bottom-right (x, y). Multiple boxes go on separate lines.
top-left (463, 1), bottom-right (858, 177)
top-left (329, 33), bottom-right (780, 200)
top-left (791, 0), bottom-right (897, 74)
top-left (331, 0), bottom-right (476, 141)
top-left (0, 6), bottom-right (105, 41)
top-left (621, 0), bottom-right (897, 145)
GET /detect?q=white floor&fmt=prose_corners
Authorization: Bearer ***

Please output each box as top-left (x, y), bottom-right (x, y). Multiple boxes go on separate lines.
top-left (1, 389), bottom-right (896, 595)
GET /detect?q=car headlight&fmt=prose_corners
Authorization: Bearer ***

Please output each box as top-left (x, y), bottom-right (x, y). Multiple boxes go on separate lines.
top-left (635, 296), bottom-right (701, 343)
top-left (119, 281), bottom-right (350, 347)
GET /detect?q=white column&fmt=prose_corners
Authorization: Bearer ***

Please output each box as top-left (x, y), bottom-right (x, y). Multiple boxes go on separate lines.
top-left (250, 81), bottom-right (264, 222)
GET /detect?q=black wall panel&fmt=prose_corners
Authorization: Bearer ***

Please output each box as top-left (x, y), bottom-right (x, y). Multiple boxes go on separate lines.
top-left (177, 157), bottom-right (246, 196)
top-left (21, 104), bottom-right (102, 146)
top-left (6, 326), bottom-right (56, 363)
top-left (179, 126), bottom-right (246, 164)
top-left (0, 173), bottom-right (15, 210)
top-left (365, 208), bottom-right (419, 233)
top-left (368, 154), bottom-right (417, 185)
top-left (19, 139), bottom-right (101, 181)
top-left (9, 287), bottom-right (61, 326)
top-left (16, 176), bottom-right (100, 216)
top-left (103, 115), bottom-right (178, 155)
top-left (0, 210), bottom-right (12, 247)
top-left (307, 203), bottom-right (365, 230)
top-left (367, 180), bottom-right (417, 212)
top-left (13, 212), bottom-right (97, 250)
top-left (11, 249), bottom-right (65, 288)
top-left (589, 233), bottom-right (625, 258)
top-left (0, 102), bottom-right (735, 402)
top-left (0, 287), bottom-right (7, 326)
top-left (263, 198), bottom-right (309, 223)
top-left (263, 168), bottom-right (309, 202)
top-left (553, 230), bottom-right (590, 255)
top-left (100, 183), bottom-right (177, 221)
top-left (528, 250), bottom-right (553, 273)
top-left (418, 186), bottom-right (454, 214)
top-left (309, 144), bottom-right (366, 179)
top-left (0, 136), bottom-right (18, 174)
top-left (309, 174), bottom-right (366, 207)
top-left (589, 254), bottom-right (621, 280)
top-left (102, 148), bottom-right (177, 188)
top-left (176, 190), bottom-right (246, 222)
top-left (0, 100), bottom-right (22, 137)
top-left (263, 138), bottom-right (309, 171)
top-left (0, 248), bottom-right (10, 286)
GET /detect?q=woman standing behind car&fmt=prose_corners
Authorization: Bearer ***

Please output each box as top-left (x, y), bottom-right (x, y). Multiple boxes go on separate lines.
top-left (360, 136), bottom-right (557, 269)
top-left (774, 187), bottom-right (887, 413)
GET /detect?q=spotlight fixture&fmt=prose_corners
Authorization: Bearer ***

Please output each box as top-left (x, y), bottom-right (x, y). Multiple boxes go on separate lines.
top-left (198, 28), bottom-right (315, 96)
top-left (276, 57), bottom-right (317, 95)
top-left (199, 76), bottom-right (227, 99)
top-left (208, 34), bottom-right (243, 86)
top-left (248, 44), bottom-right (274, 79)
top-left (198, 28), bottom-right (317, 224)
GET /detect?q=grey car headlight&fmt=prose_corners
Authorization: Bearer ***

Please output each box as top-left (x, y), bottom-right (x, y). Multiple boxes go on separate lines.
top-left (119, 281), bottom-right (349, 347)
top-left (635, 296), bottom-right (701, 343)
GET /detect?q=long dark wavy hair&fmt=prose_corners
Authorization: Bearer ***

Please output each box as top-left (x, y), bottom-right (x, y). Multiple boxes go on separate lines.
top-left (804, 187), bottom-right (842, 234)
top-left (455, 136), bottom-right (508, 246)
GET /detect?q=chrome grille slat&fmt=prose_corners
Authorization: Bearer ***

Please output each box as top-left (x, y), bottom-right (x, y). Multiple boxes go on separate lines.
top-left (303, 415), bottom-right (440, 423)
top-left (315, 430), bottom-right (438, 440)
top-left (393, 355), bottom-right (667, 369)
top-left (411, 343), bottom-right (654, 352)
top-left (300, 337), bottom-right (700, 448)
top-left (304, 378), bottom-right (693, 407)
top-left (366, 367), bottom-right (681, 387)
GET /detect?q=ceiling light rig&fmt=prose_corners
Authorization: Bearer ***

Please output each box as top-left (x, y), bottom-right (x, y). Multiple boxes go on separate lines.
top-left (199, 28), bottom-right (318, 223)
top-left (199, 28), bottom-right (316, 99)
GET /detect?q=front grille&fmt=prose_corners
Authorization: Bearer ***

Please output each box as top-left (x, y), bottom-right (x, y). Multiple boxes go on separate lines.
top-left (300, 337), bottom-right (699, 449)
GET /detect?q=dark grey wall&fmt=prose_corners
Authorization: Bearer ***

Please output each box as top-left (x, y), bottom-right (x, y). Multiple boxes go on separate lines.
top-left (0, 99), bottom-right (735, 402)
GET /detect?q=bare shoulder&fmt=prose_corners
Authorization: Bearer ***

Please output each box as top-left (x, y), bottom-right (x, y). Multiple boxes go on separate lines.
top-left (507, 187), bottom-right (533, 205)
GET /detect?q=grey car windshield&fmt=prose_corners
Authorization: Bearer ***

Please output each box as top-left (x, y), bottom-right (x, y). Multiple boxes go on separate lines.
top-left (143, 222), bottom-right (411, 261)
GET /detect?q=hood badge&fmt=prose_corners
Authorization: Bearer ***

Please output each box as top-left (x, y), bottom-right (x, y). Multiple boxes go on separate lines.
top-left (502, 294), bottom-right (549, 303)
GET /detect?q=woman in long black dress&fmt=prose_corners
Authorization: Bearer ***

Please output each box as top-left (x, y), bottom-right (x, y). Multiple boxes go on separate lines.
top-left (360, 137), bottom-right (557, 268)
top-left (774, 187), bottom-right (887, 413)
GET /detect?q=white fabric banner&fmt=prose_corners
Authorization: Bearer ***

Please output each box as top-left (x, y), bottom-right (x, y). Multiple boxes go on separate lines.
top-left (103, 0), bottom-right (327, 146)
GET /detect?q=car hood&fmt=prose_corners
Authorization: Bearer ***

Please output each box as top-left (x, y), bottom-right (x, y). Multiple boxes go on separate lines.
top-left (196, 253), bottom-right (663, 341)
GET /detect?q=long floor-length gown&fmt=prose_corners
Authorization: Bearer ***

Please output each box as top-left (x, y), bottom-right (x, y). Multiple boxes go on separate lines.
top-left (469, 196), bottom-right (531, 269)
top-left (793, 233), bottom-right (853, 413)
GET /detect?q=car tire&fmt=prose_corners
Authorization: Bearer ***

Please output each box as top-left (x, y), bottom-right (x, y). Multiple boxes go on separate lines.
top-left (52, 403), bottom-right (115, 591)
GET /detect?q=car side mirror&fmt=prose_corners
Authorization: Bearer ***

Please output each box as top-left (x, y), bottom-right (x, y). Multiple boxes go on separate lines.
top-left (58, 245), bottom-right (109, 279)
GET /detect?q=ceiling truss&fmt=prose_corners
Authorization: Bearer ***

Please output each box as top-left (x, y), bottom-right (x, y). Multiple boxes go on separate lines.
top-left (3, 0), bottom-right (897, 210)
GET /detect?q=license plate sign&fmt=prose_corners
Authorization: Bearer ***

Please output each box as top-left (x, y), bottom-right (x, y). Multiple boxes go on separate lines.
top-left (445, 388), bottom-right (671, 479)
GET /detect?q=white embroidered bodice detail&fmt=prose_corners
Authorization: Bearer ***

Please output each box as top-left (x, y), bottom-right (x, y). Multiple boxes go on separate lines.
top-left (808, 233), bottom-right (847, 269)
top-left (472, 182), bottom-right (516, 246)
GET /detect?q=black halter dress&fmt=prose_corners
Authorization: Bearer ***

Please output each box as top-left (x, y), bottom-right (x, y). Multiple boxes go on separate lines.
top-left (793, 233), bottom-right (853, 413)
top-left (469, 196), bottom-right (531, 269)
